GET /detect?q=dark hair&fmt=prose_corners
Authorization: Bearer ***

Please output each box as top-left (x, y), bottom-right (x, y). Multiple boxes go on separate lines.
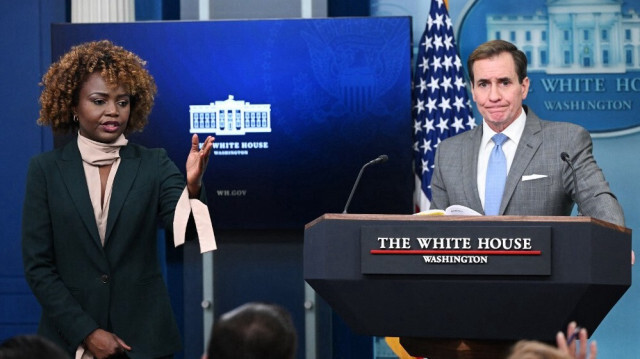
top-left (467, 39), bottom-right (528, 84)
top-left (0, 335), bottom-right (70, 359)
top-left (207, 302), bottom-right (297, 359)
top-left (38, 39), bottom-right (157, 135)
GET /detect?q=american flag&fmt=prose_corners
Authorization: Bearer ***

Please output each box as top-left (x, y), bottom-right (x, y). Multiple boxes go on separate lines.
top-left (413, 0), bottom-right (476, 211)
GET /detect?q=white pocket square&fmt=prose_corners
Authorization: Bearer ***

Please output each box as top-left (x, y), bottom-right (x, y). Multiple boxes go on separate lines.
top-left (522, 174), bottom-right (548, 181)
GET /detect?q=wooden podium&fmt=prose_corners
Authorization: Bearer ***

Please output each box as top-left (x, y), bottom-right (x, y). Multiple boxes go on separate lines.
top-left (304, 214), bottom-right (631, 359)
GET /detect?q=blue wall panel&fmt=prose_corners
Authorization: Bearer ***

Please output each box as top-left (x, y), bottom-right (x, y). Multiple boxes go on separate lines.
top-left (0, 0), bottom-right (64, 341)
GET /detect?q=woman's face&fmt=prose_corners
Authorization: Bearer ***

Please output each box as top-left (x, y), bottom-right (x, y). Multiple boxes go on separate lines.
top-left (74, 72), bottom-right (130, 143)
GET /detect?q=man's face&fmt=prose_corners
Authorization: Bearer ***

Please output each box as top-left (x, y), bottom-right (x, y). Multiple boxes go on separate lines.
top-left (471, 52), bottom-right (529, 133)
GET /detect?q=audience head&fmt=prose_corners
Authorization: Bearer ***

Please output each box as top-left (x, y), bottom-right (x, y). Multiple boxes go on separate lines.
top-left (0, 334), bottom-right (70, 359)
top-left (205, 302), bottom-right (296, 359)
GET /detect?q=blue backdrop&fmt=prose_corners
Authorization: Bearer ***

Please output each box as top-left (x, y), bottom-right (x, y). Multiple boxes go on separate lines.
top-left (51, 18), bottom-right (415, 229)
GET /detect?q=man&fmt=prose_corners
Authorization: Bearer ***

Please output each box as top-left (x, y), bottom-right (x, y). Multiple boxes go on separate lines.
top-left (430, 39), bottom-right (625, 227)
top-left (203, 302), bottom-right (296, 359)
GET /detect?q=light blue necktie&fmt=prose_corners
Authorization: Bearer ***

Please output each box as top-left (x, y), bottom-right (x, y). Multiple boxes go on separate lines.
top-left (485, 133), bottom-right (508, 215)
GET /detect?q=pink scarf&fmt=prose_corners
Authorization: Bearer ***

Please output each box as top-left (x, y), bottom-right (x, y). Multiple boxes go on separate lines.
top-left (77, 133), bottom-right (128, 245)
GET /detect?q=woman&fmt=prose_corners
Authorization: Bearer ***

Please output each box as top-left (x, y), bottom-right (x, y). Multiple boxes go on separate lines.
top-left (22, 40), bottom-right (215, 359)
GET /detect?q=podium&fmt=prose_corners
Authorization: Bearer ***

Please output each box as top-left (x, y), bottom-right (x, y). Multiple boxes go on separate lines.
top-left (304, 214), bottom-right (631, 358)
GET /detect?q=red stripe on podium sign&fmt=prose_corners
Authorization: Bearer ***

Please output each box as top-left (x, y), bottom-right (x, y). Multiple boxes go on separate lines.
top-left (370, 250), bottom-right (542, 255)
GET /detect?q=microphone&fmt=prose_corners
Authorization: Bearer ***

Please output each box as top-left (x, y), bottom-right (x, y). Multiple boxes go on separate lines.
top-left (560, 152), bottom-right (581, 216)
top-left (342, 155), bottom-right (388, 214)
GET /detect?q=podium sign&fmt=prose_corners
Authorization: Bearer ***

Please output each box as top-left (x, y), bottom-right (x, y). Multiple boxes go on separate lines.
top-left (360, 225), bottom-right (551, 275)
top-left (304, 214), bottom-right (631, 342)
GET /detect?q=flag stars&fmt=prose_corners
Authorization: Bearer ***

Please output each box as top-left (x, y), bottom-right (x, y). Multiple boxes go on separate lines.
top-left (433, 13), bottom-right (444, 30)
top-left (425, 98), bottom-right (438, 114)
top-left (436, 117), bottom-right (449, 132)
top-left (454, 76), bottom-right (466, 91)
top-left (442, 55), bottom-right (453, 72)
top-left (443, 34), bottom-right (453, 51)
top-left (416, 77), bottom-right (428, 93)
top-left (433, 35), bottom-right (444, 51)
top-left (437, 97), bottom-right (452, 113)
top-left (431, 55), bottom-right (443, 72)
top-left (467, 115), bottom-right (477, 129)
top-left (423, 118), bottom-right (436, 134)
top-left (441, 76), bottom-right (453, 93)
top-left (414, 119), bottom-right (422, 134)
top-left (414, 98), bottom-right (426, 115)
top-left (452, 116), bottom-right (466, 132)
top-left (421, 159), bottom-right (430, 174)
top-left (454, 56), bottom-right (462, 71)
top-left (420, 138), bottom-right (433, 154)
top-left (419, 56), bottom-right (430, 74)
top-left (453, 96), bottom-right (466, 111)
top-left (427, 77), bottom-right (440, 92)
top-left (421, 138), bottom-right (433, 153)
top-left (422, 36), bottom-right (433, 52)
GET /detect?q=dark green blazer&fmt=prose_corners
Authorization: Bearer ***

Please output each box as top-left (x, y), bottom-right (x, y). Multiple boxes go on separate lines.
top-left (22, 139), bottom-right (204, 358)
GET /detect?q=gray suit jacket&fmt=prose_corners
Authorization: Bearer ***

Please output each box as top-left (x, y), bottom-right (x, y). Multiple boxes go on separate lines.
top-left (430, 106), bottom-right (625, 226)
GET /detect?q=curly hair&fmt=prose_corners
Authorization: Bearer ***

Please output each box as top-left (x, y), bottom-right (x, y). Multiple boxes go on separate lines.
top-left (38, 39), bottom-right (157, 134)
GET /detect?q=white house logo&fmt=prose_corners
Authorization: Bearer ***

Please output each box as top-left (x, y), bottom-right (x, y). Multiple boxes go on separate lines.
top-left (458, 0), bottom-right (640, 135)
top-left (485, 1), bottom-right (637, 74)
top-left (190, 95), bottom-right (271, 135)
top-left (189, 95), bottom-right (271, 156)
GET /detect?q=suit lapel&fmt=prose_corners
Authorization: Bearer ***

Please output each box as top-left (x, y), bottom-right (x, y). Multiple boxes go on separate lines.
top-left (462, 126), bottom-right (484, 213)
top-left (105, 144), bottom-right (141, 243)
top-left (57, 141), bottom-right (102, 247)
top-left (500, 107), bottom-right (542, 214)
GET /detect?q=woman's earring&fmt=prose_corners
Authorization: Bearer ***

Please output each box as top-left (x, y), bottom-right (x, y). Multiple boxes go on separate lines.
top-left (73, 114), bottom-right (79, 123)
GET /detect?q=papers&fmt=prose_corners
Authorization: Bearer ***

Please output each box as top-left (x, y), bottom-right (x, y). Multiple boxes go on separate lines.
top-left (415, 209), bottom-right (446, 216)
top-left (416, 204), bottom-right (482, 216)
top-left (444, 204), bottom-right (482, 215)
